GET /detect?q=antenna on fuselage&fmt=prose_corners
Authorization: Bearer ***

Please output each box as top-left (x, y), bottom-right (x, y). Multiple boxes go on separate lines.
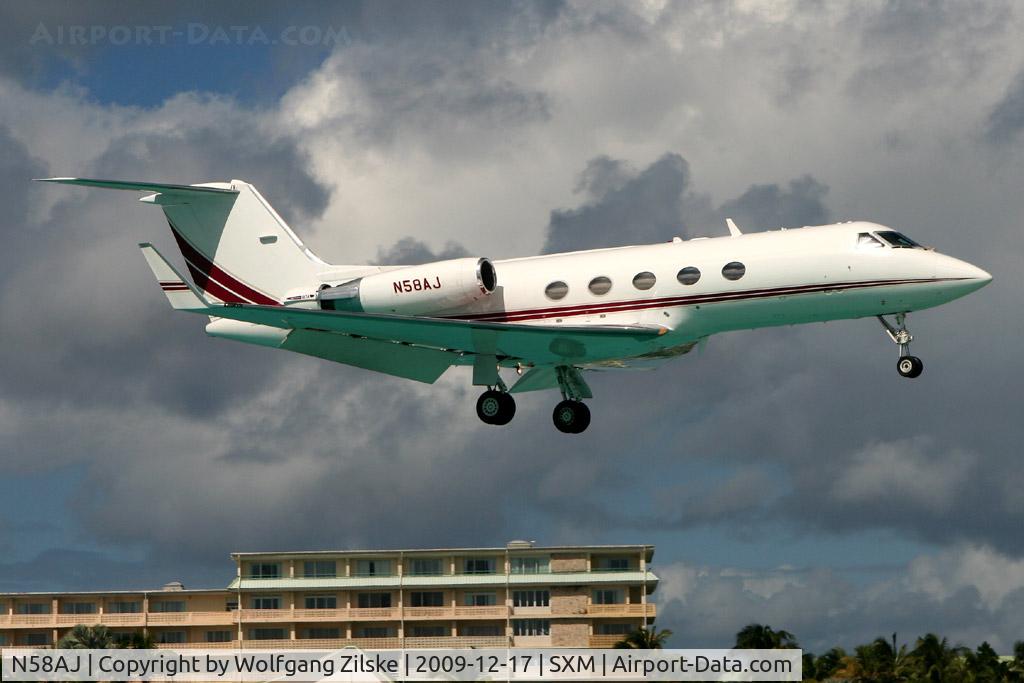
top-left (726, 218), bottom-right (742, 237)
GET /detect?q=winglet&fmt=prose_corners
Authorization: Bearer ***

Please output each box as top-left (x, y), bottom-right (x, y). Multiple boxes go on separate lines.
top-left (726, 218), bottom-right (742, 237)
top-left (139, 243), bottom-right (210, 311)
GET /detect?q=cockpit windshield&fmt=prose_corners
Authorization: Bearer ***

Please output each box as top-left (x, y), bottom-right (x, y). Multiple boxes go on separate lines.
top-left (875, 231), bottom-right (922, 249)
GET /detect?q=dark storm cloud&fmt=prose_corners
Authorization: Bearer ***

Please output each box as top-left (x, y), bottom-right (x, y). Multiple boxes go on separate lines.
top-left (0, 117), bottom-right (329, 418)
top-left (375, 236), bottom-right (469, 265)
top-left (984, 68), bottom-right (1024, 145)
top-left (542, 153), bottom-right (829, 253)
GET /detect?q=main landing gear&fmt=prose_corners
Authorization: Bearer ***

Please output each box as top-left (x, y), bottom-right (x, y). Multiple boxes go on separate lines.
top-left (474, 365), bottom-right (593, 434)
top-left (476, 385), bottom-right (516, 425)
top-left (878, 313), bottom-right (923, 379)
top-left (552, 366), bottom-right (591, 434)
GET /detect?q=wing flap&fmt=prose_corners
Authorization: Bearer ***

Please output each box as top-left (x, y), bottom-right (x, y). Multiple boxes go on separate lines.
top-left (282, 329), bottom-right (453, 384)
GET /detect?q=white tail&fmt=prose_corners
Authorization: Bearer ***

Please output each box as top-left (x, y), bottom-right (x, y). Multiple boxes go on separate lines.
top-left (37, 177), bottom-right (336, 304)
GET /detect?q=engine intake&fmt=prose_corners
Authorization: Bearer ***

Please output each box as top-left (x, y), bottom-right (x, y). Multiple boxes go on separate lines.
top-left (319, 257), bottom-right (496, 315)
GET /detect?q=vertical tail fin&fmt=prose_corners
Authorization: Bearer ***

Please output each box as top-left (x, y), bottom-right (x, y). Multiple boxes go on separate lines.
top-left (37, 177), bottom-right (328, 304)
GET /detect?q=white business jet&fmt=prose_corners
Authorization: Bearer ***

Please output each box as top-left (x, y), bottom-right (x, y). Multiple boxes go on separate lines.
top-left (38, 178), bottom-right (991, 433)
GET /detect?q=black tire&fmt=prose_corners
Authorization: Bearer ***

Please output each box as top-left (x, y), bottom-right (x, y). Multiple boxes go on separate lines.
top-left (553, 400), bottom-right (591, 434)
top-left (491, 392), bottom-right (516, 425)
top-left (897, 355), bottom-right (923, 378)
top-left (477, 390), bottom-right (516, 425)
top-left (476, 390), bottom-right (503, 424)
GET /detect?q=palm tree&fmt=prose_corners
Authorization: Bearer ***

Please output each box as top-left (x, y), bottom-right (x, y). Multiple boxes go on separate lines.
top-left (58, 624), bottom-right (115, 649)
top-left (613, 625), bottom-right (673, 649)
top-left (847, 635), bottom-right (913, 683)
top-left (1012, 641), bottom-right (1024, 681)
top-left (963, 641), bottom-right (1008, 683)
top-left (910, 633), bottom-right (967, 683)
top-left (734, 623), bottom-right (799, 649)
top-left (812, 646), bottom-right (848, 681)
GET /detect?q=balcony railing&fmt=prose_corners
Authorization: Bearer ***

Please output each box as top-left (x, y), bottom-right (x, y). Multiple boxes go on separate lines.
top-left (587, 604), bottom-right (656, 616)
top-left (589, 634), bottom-right (625, 647)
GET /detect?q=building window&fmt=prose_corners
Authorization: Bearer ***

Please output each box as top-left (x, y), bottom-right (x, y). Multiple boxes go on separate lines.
top-left (632, 271), bottom-right (657, 290)
top-left (206, 631), bottom-right (232, 643)
top-left (464, 592), bottom-right (497, 607)
top-left (251, 628), bottom-right (285, 641)
top-left (410, 591), bottom-right (444, 608)
top-left (248, 563), bottom-right (280, 579)
top-left (597, 623), bottom-right (634, 635)
top-left (304, 595), bottom-right (336, 610)
top-left (511, 557), bottom-right (549, 574)
top-left (411, 626), bottom-right (447, 637)
top-left (596, 557), bottom-right (631, 571)
top-left (354, 559), bottom-right (391, 576)
top-left (24, 633), bottom-right (50, 646)
top-left (722, 261), bottom-right (746, 280)
top-left (225, 601), bottom-right (238, 612)
top-left (463, 625), bottom-right (503, 637)
top-left (588, 276), bottom-right (613, 295)
top-left (17, 603), bottom-right (50, 615)
top-left (513, 590), bottom-right (550, 607)
top-left (356, 593), bottom-right (392, 609)
top-left (303, 560), bottom-right (336, 578)
top-left (107, 601), bottom-right (141, 614)
top-left (512, 619), bottom-right (550, 636)
top-left (303, 628), bottom-right (340, 639)
top-left (545, 281), bottom-right (569, 300)
top-left (150, 600), bottom-right (185, 613)
top-left (463, 558), bottom-right (496, 574)
top-left (62, 602), bottom-right (97, 615)
top-left (409, 558), bottom-right (443, 576)
top-left (677, 266), bottom-right (701, 285)
top-left (0, 634), bottom-right (6, 646)
top-left (156, 631), bottom-right (186, 644)
top-left (251, 596), bottom-right (280, 610)
top-left (356, 627), bottom-right (394, 638)
top-left (593, 589), bottom-right (625, 605)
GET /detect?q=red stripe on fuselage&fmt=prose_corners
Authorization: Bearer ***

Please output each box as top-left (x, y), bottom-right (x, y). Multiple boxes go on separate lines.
top-left (448, 277), bottom-right (961, 323)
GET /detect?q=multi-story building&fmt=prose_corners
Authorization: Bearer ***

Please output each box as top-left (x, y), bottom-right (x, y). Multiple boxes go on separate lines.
top-left (0, 541), bottom-right (658, 649)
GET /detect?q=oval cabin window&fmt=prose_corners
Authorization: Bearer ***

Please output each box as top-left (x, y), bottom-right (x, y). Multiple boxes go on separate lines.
top-left (588, 276), bottom-right (613, 295)
top-left (545, 281), bottom-right (569, 300)
top-left (632, 272), bottom-right (657, 290)
top-left (722, 261), bottom-right (746, 280)
top-left (676, 267), bottom-right (701, 285)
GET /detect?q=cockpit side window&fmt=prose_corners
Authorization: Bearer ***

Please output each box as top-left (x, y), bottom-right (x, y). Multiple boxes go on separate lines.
top-left (857, 232), bottom-right (885, 248)
top-left (875, 231), bottom-right (922, 248)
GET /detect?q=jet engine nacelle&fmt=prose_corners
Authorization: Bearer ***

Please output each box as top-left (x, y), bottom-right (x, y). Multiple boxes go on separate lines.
top-left (319, 257), bottom-right (497, 315)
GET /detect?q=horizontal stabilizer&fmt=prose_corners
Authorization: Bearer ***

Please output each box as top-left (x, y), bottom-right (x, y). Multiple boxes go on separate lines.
top-left (139, 243), bottom-right (209, 311)
top-left (34, 177), bottom-right (237, 196)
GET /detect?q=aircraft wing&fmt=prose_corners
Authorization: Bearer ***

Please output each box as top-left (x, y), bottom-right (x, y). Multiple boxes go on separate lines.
top-left (209, 302), bottom-right (666, 368)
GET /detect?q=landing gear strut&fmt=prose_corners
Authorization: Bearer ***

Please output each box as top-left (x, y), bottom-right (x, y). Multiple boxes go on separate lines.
top-left (552, 366), bottom-right (591, 434)
top-left (878, 313), bottom-right (923, 379)
top-left (476, 378), bottom-right (516, 425)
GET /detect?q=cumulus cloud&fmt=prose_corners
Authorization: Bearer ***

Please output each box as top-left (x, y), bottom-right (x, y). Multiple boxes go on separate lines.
top-left (655, 545), bottom-right (1024, 653)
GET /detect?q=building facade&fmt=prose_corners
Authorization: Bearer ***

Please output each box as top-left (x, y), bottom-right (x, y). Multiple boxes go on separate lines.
top-left (0, 542), bottom-right (657, 649)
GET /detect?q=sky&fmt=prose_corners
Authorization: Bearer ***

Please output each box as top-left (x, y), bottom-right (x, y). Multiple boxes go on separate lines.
top-left (1, 0), bottom-right (1023, 654)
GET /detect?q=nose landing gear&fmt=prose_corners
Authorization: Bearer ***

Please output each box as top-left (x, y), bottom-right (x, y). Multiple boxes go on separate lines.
top-left (878, 313), bottom-right (923, 378)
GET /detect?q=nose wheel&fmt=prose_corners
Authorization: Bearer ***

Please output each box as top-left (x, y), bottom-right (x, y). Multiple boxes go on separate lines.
top-left (476, 388), bottom-right (516, 425)
top-left (878, 313), bottom-right (923, 379)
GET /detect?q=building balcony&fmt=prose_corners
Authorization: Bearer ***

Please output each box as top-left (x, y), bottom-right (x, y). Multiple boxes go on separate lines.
top-left (148, 611), bottom-right (236, 625)
top-left (587, 604), bottom-right (656, 617)
top-left (589, 634), bottom-right (625, 647)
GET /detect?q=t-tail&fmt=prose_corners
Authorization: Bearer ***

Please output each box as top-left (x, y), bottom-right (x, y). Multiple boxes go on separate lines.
top-left (35, 177), bottom-right (335, 304)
